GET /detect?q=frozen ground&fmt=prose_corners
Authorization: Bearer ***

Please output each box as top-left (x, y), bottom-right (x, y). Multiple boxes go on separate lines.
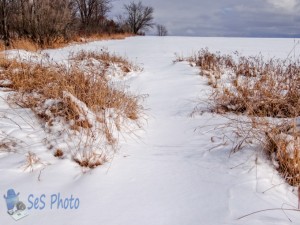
top-left (1, 37), bottom-right (300, 224)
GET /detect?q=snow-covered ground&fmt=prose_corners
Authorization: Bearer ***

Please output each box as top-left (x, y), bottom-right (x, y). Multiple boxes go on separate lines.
top-left (1, 36), bottom-right (300, 224)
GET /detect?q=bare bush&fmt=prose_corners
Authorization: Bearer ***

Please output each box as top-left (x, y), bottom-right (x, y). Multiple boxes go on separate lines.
top-left (156, 24), bottom-right (168, 36)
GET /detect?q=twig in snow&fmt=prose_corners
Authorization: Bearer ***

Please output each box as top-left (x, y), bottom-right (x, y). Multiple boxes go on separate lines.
top-left (38, 167), bottom-right (45, 182)
top-left (298, 186), bottom-right (300, 210)
top-left (262, 182), bottom-right (285, 194)
top-left (237, 208), bottom-right (300, 221)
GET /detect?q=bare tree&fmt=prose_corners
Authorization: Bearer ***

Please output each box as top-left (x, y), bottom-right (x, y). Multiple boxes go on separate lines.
top-left (156, 24), bottom-right (167, 36)
top-left (124, 1), bottom-right (154, 35)
top-left (74, 0), bottom-right (111, 32)
top-left (0, 0), bottom-right (12, 46)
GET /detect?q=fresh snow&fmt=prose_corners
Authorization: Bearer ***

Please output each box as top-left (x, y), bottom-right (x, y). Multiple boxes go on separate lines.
top-left (1, 36), bottom-right (300, 224)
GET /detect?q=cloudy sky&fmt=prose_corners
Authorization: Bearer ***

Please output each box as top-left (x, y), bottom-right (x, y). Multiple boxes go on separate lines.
top-left (111, 0), bottom-right (300, 37)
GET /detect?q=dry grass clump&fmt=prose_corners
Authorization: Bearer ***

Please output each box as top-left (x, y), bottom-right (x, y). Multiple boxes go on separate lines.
top-left (0, 59), bottom-right (142, 122)
top-left (191, 48), bottom-right (235, 71)
top-left (0, 140), bottom-right (17, 153)
top-left (175, 49), bottom-right (235, 88)
top-left (264, 121), bottom-right (300, 186)
top-left (215, 111), bottom-right (300, 186)
top-left (0, 54), bottom-right (144, 168)
top-left (176, 48), bottom-right (300, 118)
top-left (73, 151), bottom-right (107, 169)
top-left (23, 151), bottom-right (44, 172)
top-left (232, 118), bottom-right (300, 187)
top-left (213, 58), bottom-right (300, 118)
top-left (71, 49), bottom-right (141, 74)
top-left (177, 48), bottom-right (300, 186)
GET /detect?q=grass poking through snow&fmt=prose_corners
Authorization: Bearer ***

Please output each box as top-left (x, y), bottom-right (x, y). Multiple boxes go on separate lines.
top-left (0, 50), bottom-right (144, 169)
top-left (176, 48), bottom-right (300, 186)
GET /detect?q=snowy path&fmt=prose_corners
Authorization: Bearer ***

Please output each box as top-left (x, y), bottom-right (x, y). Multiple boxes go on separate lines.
top-left (1, 37), bottom-right (300, 224)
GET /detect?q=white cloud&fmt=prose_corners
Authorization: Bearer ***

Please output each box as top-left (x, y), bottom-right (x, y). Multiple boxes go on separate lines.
top-left (266, 0), bottom-right (298, 11)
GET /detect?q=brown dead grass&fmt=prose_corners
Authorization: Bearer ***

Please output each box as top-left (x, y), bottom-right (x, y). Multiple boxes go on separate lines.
top-left (214, 56), bottom-right (300, 118)
top-left (73, 152), bottom-right (107, 169)
top-left (0, 140), bottom-right (17, 153)
top-left (227, 116), bottom-right (300, 186)
top-left (177, 49), bottom-right (300, 118)
top-left (0, 59), bottom-right (142, 121)
top-left (177, 48), bottom-right (300, 186)
top-left (0, 33), bottom-right (134, 51)
top-left (0, 38), bottom-right (40, 52)
top-left (10, 39), bottom-right (39, 52)
top-left (74, 33), bottom-right (134, 43)
top-left (71, 49), bottom-right (141, 74)
top-left (263, 121), bottom-right (300, 186)
top-left (0, 53), bottom-right (143, 168)
top-left (23, 151), bottom-right (44, 172)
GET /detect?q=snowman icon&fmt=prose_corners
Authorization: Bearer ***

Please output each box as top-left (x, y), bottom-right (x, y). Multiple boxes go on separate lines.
top-left (4, 189), bottom-right (27, 218)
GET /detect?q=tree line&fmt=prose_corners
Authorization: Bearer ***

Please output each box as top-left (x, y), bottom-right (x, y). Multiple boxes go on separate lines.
top-left (0, 0), bottom-right (168, 47)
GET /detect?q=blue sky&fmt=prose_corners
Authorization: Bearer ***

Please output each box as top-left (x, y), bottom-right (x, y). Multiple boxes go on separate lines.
top-left (111, 0), bottom-right (300, 37)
